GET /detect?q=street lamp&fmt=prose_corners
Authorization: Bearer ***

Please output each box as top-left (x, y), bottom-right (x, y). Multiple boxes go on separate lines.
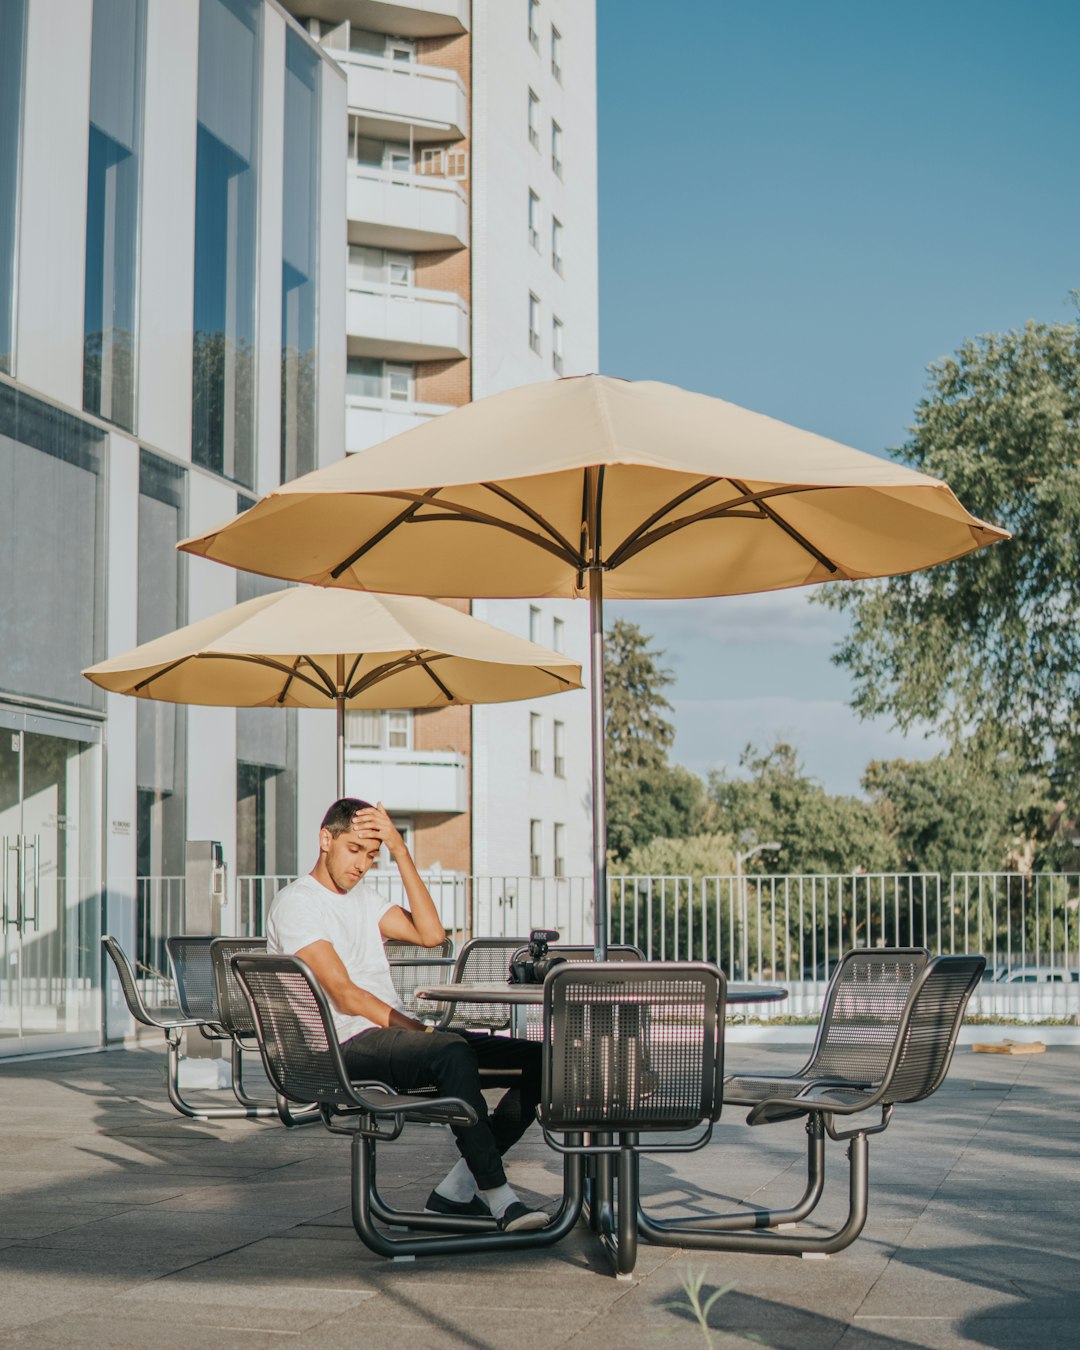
top-left (735, 841), bottom-right (781, 980)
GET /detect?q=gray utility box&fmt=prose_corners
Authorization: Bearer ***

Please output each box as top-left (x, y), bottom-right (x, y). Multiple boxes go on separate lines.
top-left (183, 840), bottom-right (227, 1063)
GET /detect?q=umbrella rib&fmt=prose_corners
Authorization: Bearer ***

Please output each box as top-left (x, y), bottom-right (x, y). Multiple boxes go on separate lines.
top-left (275, 656), bottom-right (305, 705)
top-left (348, 650), bottom-right (454, 703)
top-left (346, 490), bottom-right (581, 567)
top-left (605, 476), bottom-right (718, 568)
top-left (727, 478), bottom-right (841, 574)
top-left (132, 656), bottom-right (192, 693)
top-left (479, 482), bottom-right (582, 563)
top-left (607, 484), bottom-right (843, 571)
top-left (193, 652), bottom-right (337, 700)
top-left (330, 489), bottom-right (443, 580)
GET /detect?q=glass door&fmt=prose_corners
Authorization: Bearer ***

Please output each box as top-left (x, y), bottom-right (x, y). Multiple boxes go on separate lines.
top-left (0, 708), bottom-right (101, 1053)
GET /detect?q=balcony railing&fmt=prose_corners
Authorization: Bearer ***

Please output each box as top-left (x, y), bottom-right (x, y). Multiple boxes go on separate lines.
top-left (318, 1), bottom-right (469, 40)
top-left (347, 279), bottom-right (469, 361)
top-left (346, 745), bottom-right (468, 813)
top-left (341, 49), bottom-right (467, 142)
top-left (347, 163), bottom-right (469, 252)
top-left (346, 392), bottom-right (453, 453)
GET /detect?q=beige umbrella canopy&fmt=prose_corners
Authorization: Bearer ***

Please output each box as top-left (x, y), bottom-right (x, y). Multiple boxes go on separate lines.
top-left (178, 375), bottom-right (1009, 953)
top-left (84, 586), bottom-right (581, 795)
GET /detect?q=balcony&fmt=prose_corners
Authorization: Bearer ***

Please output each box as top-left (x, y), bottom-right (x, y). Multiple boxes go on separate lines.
top-left (341, 50), bottom-right (467, 142)
top-left (287, 1), bottom-right (468, 38)
top-left (345, 747), bottom-right (468, 814)
top-left (346, 393), bottom-right (453, 453)
top-left (348, 164), bottom-right (469, 252)
top-left (347, 279), bottom-right (470, 361)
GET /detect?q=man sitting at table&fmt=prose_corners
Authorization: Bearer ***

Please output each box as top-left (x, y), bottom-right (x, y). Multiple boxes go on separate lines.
top-left (266, 797), bottom-right (549, 1232)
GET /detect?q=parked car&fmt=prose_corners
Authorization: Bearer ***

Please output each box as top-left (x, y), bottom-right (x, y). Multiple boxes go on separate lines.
top-left (992, 964), bottom-right (1078, 984)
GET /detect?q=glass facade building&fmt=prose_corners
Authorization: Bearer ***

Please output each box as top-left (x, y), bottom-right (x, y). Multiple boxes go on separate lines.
top-left (281, 28), bottom-right (320, 483)
top-left (0, 0), bottom-right (26, 375)
top-left (191, 0), bottom-right (262, 486)
top-left (83, 0), bottom-right (146, 431)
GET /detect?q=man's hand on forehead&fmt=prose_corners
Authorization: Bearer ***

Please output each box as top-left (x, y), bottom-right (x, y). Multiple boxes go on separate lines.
top-left (351, 804), bottom-right (404, 854)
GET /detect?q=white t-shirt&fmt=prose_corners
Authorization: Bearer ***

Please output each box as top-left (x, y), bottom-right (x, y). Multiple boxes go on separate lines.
top-left (266, 873), bottom-right (403, 1042)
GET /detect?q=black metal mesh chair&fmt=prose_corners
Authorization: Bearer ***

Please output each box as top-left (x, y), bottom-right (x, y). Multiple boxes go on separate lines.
top-left (434, 937), bottom-right (528, 1032)
top-left (383, 937), bottom-right (455, 1019)
top-left (102, 935), bottom-right (245, 1121)
top-left (163, 935), bottom-right (282, 1120)
top-left (538, 961), bottom-right (727, 1278)
top-left (232, 951), bottom-right (585, 1260)
top-left (517, 944), bottom-right (646, 1041)
top-left (637, 952), bottom-right (985, 1258)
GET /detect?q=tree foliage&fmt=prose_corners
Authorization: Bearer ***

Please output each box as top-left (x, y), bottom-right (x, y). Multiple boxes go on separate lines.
top-left (604, 619), bottom-right (711, 858)
top-left (816, 315), bottom-right (1080, 801)
top-left (708, 741), bottom-right (898, 875)
top-left (862, 742), bottom-right (1048, 876)
top-left (611, 830), bottom-right (736, 879)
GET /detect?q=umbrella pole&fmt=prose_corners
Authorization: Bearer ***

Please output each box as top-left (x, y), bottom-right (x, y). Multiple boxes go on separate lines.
top-left (336, 650), bottom-right (346, 797)
top-left (589, 566), bottom-right (608, 960)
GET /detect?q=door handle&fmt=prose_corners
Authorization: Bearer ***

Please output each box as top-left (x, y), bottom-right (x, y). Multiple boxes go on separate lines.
top-left (23, 835), bottom-right (40, 931)
top-left (2, 838), bottom-right (15, 928)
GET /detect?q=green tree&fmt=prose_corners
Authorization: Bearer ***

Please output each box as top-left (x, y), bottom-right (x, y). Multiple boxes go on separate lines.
top-left (863, 743), bottom-right (1048, 876)
top-left (816, 314), bottom-right (1080, 802)
top-left (604, 620), bottom-right (711, 858)
top-left (708, 741), bottom-right (898, 875)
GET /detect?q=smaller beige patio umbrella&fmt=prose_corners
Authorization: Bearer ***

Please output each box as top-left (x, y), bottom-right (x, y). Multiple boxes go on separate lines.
top-left (83, 586), bottom-right (582, 795)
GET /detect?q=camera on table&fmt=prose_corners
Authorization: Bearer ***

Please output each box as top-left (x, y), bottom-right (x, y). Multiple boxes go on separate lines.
top-left (508, 929), bottom-right (566, 984)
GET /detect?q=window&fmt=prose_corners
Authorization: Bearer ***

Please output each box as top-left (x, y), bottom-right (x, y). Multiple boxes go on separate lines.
top-left (553, 823), bottom-right (566, 878)
top-left (350, 28), bottom-right (415, 62)
top-left (419, 144), bottom-right (468, 180)
top-left (528, 293), bottom-right (541, 355)
top-left (345, 709), bottom-right (413, 750)
top-left (192, 0), bottom-right (262, 487)
top-left (553, 720), bottom-right (566, 777)
top-left (281, 29), bottom-right (321, 484)
top-left (551, 316), bottom-right (564, 374)
top-left (551, 120), bottom-right (563, 178)
top-left (0, 0), bottom-right (26, 374)
top-left (552, 615), bottom-right (565, 652)
top-left (83, 0), bottom-right (146, 431)
top-left (528, 0), bottom-right (539, 49)
top-left (551, 25), bottom-right (562, 82)
top-left (530, 713), bottom-right (542, 772)
top-left (551, 216), bottom-right (563, 275)
top-left (346, 357), bottom-right (415, 403)
top-left (530, 819), bottom-right (543, 877)
top-left (529, 605), bottom-right (541, 642)
top-left (348, 244), bottom-right (414, 287)
top-left (528, 190), bottom-right (540, 251)
top-left (528, 88), bottom-right (540, 149)
top-left (349, 128), bottom-right (411, 173)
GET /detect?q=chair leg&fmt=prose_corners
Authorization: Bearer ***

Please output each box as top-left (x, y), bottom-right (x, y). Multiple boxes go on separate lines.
top-left (163, 1031), bottom-right (278, 1121)
top-left (596, 1140), bottom-right (639, 1280)
top-left (637, 1130), bottom-right (870, 1257)
top-left (229, 1040), bottom-right (280, 1118)
top-left (641, 1114), bottom-right (827, 1233)
top-left (350, 1130), bottom-right (586, 1258)
top-left (274, 1092), bottom-right (323, 1127)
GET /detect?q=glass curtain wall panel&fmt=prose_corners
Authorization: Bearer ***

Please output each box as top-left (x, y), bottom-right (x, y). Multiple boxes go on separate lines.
top-left (136, 451), bottom-right (187, 880)
top-left (280, 29), bottom-right (320, 483)
top-left (83, 0), bottom-right (146, 430)
top-left (235, 568), bottom-right (297, 878)
top-left (0, 0), bottom-right (27, 374)
top-left (192, 0), bottom-right (261, 486)
top-left (0, 387), bottom-right (106, 709)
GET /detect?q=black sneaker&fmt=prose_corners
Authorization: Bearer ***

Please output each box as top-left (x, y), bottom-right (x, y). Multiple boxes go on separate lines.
top-left (497, 1201), bottom-right (549, 1233)
top-left (424, 1189), bottom-right (491, 1217)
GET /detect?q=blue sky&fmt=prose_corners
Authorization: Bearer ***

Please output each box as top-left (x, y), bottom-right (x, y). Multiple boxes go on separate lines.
top-left (597, 0), bottom-right (1080, 795)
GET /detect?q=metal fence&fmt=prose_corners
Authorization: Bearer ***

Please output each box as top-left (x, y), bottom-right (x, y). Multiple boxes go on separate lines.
top-left (134, 869), bottom-right (1080, 1019)
top-left (134, 876), bottom-right (185, 1006)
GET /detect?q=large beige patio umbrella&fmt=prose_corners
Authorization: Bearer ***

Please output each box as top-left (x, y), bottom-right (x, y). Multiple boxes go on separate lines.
top-left (84, 586), bottom-right (581, 796)
top-left (179, 375), bottom-right (1009, 953)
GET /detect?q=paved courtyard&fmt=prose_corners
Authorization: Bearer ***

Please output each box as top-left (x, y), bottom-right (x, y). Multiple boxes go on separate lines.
top-left (0, 1039), bottom-right (1076, 1349)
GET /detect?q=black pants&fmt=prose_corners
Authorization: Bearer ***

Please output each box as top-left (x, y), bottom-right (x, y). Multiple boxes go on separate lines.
top-left (339, 1028), bottom-right (542, 1190)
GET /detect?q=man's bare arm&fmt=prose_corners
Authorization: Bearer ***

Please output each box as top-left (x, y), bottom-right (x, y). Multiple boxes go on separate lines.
top-left (296, 939), bottom-right (428, 1031)
top-left (359, 803), bottom-right (447, 948)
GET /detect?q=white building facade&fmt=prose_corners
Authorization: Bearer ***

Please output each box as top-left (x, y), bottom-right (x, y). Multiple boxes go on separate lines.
top-left (285, 0), bottom-right (599, 898)
top-left (0, 0), bottom-right (346, 1056)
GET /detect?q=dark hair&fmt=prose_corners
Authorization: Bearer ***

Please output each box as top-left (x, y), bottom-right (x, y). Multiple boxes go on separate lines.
top-left (320, 798), bottom-right (374, 836)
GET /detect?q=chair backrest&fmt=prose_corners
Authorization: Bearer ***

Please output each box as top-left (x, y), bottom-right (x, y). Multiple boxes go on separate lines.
top-left (440, 937), bottom-right (528, 1031)
top-left (166, 936), bottom-right (221, 1023)
top-left (231, 952), bottom-right (357, 1108)
top-left (541, 961), bottom-right (726, 1132)
top-left (807, 948), bottom-right (930, 1085)
top-left (384, 937), bottom-right (455, 1015)
top-left (210, 937), bottom-right (269, 1036)
top-left (518, 945), bottom-right (647, 1040)
top-left (883, 954), bottom-right (985, 1105)
top-left (102, 934), bottom-right (162, 1027)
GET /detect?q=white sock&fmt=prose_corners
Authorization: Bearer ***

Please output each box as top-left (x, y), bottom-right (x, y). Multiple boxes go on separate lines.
top-left (478, 1182), bottom-right (519, 1220)
top-left (435, 1158), bottom-right (477, 1203)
